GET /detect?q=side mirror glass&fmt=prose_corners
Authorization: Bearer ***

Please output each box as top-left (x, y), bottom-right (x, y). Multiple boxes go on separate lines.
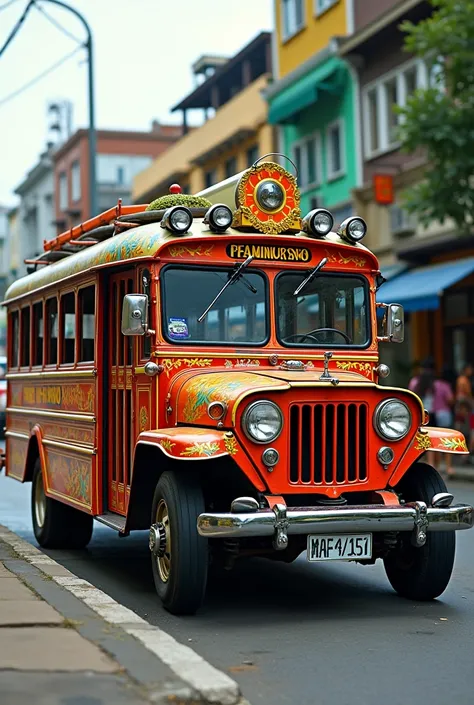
top-left (386, 303), bottom-right (404, 343)
top-left (121, 294), bottom-right (148, 336)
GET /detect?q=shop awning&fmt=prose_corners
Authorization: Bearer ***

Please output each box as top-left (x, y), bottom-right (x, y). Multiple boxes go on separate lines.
top-left (268, 57), bottom-right (345, 125)
top-left (376, 257), bottom-right (474, 312)
top-left (380, 263), bottom-right (408, 281)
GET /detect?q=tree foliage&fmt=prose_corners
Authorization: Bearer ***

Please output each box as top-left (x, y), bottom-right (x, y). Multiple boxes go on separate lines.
top-left (398, 0), bottom-right (474, 234)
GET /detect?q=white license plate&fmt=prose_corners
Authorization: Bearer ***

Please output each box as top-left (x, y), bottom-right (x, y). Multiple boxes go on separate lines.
top-left (307, 534), bottom-right (372, 562)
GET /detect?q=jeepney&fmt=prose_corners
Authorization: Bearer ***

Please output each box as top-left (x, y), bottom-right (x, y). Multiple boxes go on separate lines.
top-left (2, 157), bottom-right (473, 615)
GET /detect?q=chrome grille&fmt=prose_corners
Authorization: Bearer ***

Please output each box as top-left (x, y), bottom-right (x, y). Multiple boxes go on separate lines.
top-left (289, 402), bottom-right (368, 485)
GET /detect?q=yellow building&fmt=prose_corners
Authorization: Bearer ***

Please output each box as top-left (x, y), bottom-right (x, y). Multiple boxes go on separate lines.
top-left (133, 32), bottom-right (275, 203)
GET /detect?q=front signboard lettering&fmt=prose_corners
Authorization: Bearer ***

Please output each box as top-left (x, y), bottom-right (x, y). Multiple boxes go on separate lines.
top-left (226, 243), bottom-right (312, 263)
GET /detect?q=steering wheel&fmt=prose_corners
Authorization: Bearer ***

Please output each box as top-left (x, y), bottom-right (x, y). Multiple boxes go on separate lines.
top-left (283, 327), bottom-right (352, 344)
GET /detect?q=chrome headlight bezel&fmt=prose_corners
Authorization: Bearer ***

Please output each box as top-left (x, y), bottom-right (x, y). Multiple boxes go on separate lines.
top-left (374, 398), bottom-right (412, 441)
top-left (242, 400), bottom-right (283, 444)
top-left (256, 180), bottom-right (285, 212)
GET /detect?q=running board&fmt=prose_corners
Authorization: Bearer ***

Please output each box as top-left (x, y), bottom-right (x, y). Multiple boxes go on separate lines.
top-left (94, 513), bottom-right (128, 535)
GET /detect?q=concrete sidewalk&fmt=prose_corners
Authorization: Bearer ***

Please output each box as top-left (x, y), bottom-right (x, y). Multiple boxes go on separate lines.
top-left (0, 530), bottom-right (212, 705)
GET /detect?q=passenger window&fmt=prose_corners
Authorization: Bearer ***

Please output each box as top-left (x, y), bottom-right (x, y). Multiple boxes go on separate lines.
top-left (10, 311), bottom-right (19, 368)
top-left (78, 286), bottom-right (95, 362)
top-left (61, 292), bottom-right (76, 364)
top-left (46, 297), bottom-right (58, 365)
top-left (33, 302), bottom-right (43, 366)
top-left (20, 306), bottom-right (30, 367)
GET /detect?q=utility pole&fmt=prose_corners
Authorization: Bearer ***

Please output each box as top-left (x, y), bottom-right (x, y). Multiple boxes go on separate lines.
top-left (35, 0), bottom-right (97, 217)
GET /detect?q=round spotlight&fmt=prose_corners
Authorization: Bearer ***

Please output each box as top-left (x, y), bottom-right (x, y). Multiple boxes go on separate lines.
top-left (161, 206), bottom-right (193, 234)
top-left (377, 446), bottom-right (395, 467)
top-left (256, 180), bottom-right (285, 212)
top-left (302, 208), bottom-right (334, 237)
top-left (207, 401), bottom-right (227, 421)
top-left (338, 216), bottom-right (367, 243)
top-left (204, 204), bottom-right (233, 233)
top-left (262, 447), bottom-right (279, 469)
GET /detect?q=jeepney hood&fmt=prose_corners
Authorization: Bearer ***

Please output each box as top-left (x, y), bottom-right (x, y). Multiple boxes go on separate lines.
top-left (168, 367), bottom-right (374, 426)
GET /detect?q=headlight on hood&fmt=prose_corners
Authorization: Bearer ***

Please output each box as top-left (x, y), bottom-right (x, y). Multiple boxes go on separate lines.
top-left (242, 401), bottom-right (283, 444)
top-left (374, 399), bottom-right (411, 441)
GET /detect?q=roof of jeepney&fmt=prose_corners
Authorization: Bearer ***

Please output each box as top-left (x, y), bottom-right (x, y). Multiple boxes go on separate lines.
top-left (3, 220), bottom-right (379, 303)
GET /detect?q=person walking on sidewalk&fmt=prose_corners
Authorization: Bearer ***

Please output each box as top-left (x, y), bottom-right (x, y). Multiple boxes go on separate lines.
top-left (455, 363), bottom-right (474, 461)
top-left (409, 358), bottom-right (454, 475)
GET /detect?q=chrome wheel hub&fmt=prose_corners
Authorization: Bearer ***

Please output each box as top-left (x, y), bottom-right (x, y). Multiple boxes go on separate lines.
top-left (149, 522), bottom-right (166, 557)
top-left (34, 472), bottom-right (46, 529)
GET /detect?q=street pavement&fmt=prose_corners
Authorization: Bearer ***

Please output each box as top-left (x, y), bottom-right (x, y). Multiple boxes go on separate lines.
top-left (1, 471), bottom-right (474, 705)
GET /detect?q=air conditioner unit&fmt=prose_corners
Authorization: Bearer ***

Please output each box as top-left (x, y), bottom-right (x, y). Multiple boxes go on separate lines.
top-left (390, 204), bottom-right (417, 237)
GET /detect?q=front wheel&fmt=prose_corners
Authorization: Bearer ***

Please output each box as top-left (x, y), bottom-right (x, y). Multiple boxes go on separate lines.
top-left (384, 462), bottom-right (455, 601)
top-left (31, 459), bottom-right (93, 549)
top-left (150, 471), bottom-right (208, 615)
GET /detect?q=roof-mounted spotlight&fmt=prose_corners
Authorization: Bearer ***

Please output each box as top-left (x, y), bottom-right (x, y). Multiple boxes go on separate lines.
top-left (302, 208), bottom-right (334, 238)
top-left (203, 203), bottom-right (233, 233)
top-left (160, 206), bottom-right (193, 235)
top-left (338, 216), bottom-right (367, 243)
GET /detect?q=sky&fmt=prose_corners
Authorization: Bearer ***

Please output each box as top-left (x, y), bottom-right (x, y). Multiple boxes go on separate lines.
top-left (0, 0), bottom-right (273, 205)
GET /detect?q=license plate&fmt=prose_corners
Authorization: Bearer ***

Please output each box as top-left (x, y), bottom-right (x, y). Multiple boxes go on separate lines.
top-left (307, 534), bottom-right (372, 562)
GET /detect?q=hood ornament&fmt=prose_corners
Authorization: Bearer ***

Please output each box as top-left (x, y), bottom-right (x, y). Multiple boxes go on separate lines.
top-left (319, 351), bottom-right (339, 386)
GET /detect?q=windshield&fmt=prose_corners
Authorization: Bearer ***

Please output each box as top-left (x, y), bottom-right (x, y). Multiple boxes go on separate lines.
top-left (276, 273), bottom-right (370, 348)
top-left (162, 266), bottom-right (268, 345)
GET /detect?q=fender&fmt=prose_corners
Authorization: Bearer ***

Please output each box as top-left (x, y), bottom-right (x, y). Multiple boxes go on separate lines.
top-left (6, 424), bottom-right (45, 483)
top-left (389, 426), bottom-right (468, 487)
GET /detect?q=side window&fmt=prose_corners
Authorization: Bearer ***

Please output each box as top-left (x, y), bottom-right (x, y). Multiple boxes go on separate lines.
top-left (142, 269), bottom-right (151, 359)
top-left (10, 311), bottom-right (19, 368)
top-left (61, 292), bottom-right (76, 364)
top-left (33, 302), bottom-right (44, 366)
top-left (46, 297), bottom-right (58, 365)
top-left (20, 306), bottom-right (30, 367)
top-left (78, 286), bottom-right (95, 362)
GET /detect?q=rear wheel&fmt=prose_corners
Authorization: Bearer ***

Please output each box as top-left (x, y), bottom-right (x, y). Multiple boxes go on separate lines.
top-left (384, 462), bottom-right (455, 600)
top-left (150, 471), bottom-right (208, 615)
top-left (31, 459), bottom-right (93, 549)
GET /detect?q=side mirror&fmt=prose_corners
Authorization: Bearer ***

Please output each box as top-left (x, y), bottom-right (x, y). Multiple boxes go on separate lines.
top-left (121, 294), bottom-right (148, 336)
top-left (386, 303), bottom-right (404, 343)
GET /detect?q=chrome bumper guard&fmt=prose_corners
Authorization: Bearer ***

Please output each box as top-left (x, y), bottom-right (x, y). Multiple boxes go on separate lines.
top-left (197, 495), bottom-right (474, 550)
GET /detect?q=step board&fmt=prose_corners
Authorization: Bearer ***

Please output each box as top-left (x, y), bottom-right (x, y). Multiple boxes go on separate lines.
top-left (94, 513), bottom-right (127, 534)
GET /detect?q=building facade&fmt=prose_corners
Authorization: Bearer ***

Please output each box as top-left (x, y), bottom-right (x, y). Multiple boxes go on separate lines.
top-left (133, 32), bottom-right (274, 203)
top-left (265, 0), bottom-right (359, 222)
top-left (54, 123), bottom-right (182, 229)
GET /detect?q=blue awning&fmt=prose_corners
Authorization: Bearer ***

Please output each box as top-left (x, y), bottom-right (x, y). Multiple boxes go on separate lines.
top-left (380, 263), bottom-right (408, 281)
top-left (376, 257), bottom-right (474, 312)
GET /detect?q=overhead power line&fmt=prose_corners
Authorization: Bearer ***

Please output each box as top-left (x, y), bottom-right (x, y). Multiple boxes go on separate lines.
top-left (0, 0), bottom-right (34, 58)
top-left (0, 44), bottom-right (82, 108)
top-left (32, 1), bottom-right (83, 45)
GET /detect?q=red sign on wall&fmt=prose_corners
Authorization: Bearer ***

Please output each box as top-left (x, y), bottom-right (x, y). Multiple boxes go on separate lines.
top-left (373, 174), bottom-right (394, 205)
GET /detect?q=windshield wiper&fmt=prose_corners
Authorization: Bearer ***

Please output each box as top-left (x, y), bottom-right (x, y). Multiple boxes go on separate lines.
top-left (198, 256), bottom-right (255, 322)
top-left (293, 257), bottom-right (328, 297)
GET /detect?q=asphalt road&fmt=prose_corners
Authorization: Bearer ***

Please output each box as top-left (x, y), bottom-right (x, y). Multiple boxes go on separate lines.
top-left (1, 472), bottom-right (474, 705)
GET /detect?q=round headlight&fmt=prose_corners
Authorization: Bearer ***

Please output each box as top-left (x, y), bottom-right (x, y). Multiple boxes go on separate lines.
top-left (204, 204), bottom-right (233, 232)
top-left (242, 401), bottom-right (283, 444)
top-left (338, 216), bottom-right (367, 243)
top-left (256, 180), bottom-right (285, 212)
top-left (161, 206), bottom-right (193, 234)
top-left (303, 208), bottom-right (334, 237)
top-left (374, 399), bottom-right (411, 441)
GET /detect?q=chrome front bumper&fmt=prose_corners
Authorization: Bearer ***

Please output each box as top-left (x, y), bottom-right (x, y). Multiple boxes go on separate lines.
top-left (197, 497), bottom-right (474, 550)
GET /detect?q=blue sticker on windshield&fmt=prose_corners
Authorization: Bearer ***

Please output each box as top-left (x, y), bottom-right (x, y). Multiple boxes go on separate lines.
top-left (168, 317), bottom-right (189, 339)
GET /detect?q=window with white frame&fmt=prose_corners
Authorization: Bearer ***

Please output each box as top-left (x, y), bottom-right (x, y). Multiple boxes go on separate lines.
top-left (71, 161), bottom-right (81, 202)
top-left (59, 172), bottom-right (68, 210)
top-left (326, 119), bottom-right (345, 180)
top-left (292, 132), bottom-right (321, 190)
top-left (315, 0), bottom-right (338, 16)
top-left (282, 0), bottom-right (304, 40)
top-left (363, 58), bottom-right (429, 158)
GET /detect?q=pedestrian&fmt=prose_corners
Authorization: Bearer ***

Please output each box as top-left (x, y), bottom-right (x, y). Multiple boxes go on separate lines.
top-left (454, 363), bottom-right (474, 462)
top-left (455, 363), bottom-right (473, 403)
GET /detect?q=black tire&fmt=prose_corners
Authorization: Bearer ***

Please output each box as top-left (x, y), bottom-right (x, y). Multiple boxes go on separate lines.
top-left (384, 462), bottom-right (455, 601)
top-left (31, 459), bottom-right (93, 549)
top-left (150, 471), bottom-right (208, 615)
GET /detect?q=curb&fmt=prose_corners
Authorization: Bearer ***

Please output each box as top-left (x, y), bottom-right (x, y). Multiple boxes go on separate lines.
top-left (0, 524), bottom-right (248, 705)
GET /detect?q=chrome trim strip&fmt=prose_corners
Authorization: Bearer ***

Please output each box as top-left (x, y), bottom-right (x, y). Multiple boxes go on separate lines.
top-left (6, 370), bottom-right (96, 380)
top-left (42, 438), bottom-right (96, 455)
top-left (197, 503), bottom-right (474, 538)
top-left (6, 407), bottom-right (96, 423)
top-left (5, 431), bottom-right (29, 441)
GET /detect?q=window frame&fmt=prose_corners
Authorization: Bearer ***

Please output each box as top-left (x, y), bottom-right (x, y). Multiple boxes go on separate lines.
top-left (326, 118), bottom-right (346, 182)
top-left (362, 57), bottom-right (429, 160)
top-left (71, 160), bottom-right (81, 202)
top-left (20, 304), bottom-right (31, 369)
top-left (9, 309), bottom-right (19, 370)
top-left (315, 0), bottom-right (339, 17)
top-left (204, 168), bottom-right (217, 189)
top-left (58, 171), bottom-right (68, 211)
top-left (77, 283), bottom-right (96, 365)
top-left (281, 0), bottom-right (305, 42)
top-left (291, 131), bottom-right (322, 192)
top-left (59, 290), bottom-right (76, 366)
top-left (274, 270), bottom-right (372, 350)
top-left (32, 300), bottom-right (44, 368)
top-left (160, 264), bottom-right (270, 347)
top-left (45, 296), bottom-right (59, 367)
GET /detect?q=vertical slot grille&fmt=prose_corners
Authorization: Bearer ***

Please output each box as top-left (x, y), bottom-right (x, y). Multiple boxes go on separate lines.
top-left (289, 402), bottom-right (368, 485)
